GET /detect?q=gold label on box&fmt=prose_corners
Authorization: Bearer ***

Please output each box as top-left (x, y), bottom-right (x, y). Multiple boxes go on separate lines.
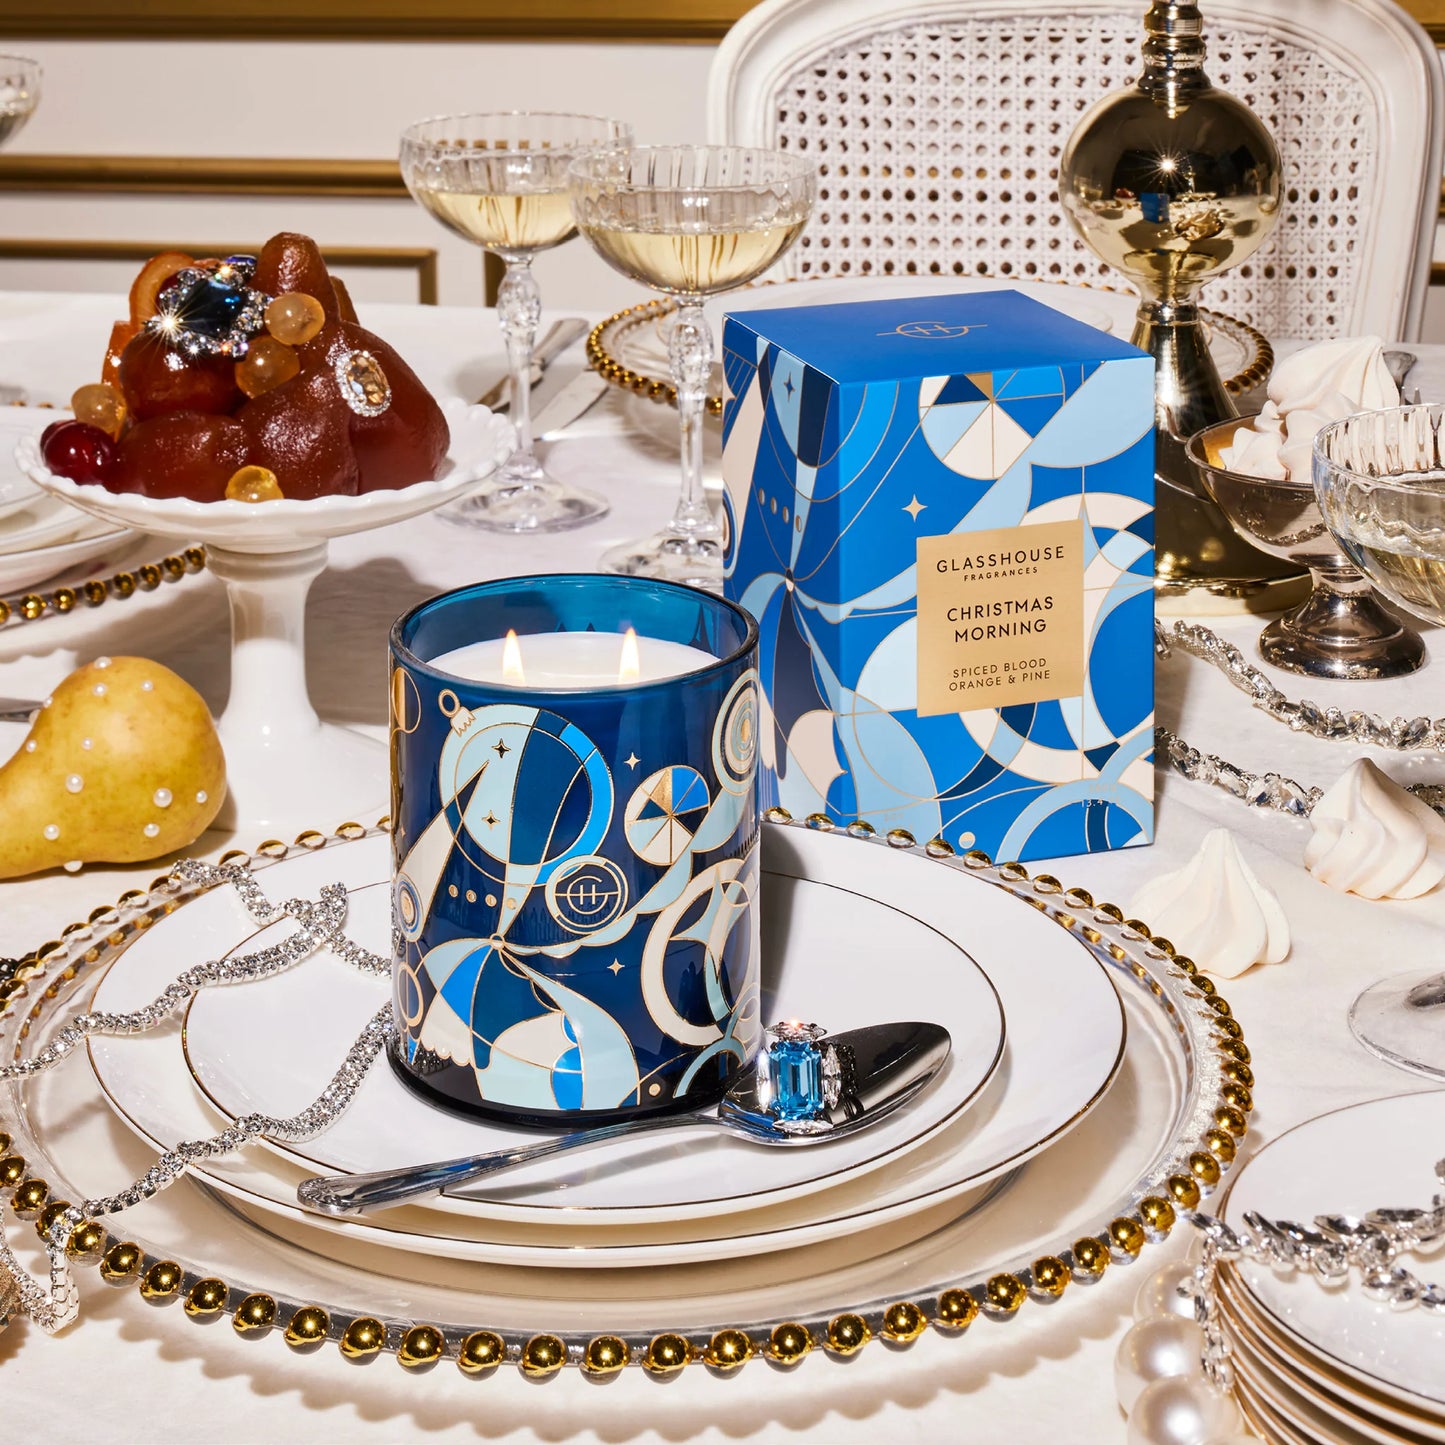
top-left (916, 519), bottom-right (1086, 716)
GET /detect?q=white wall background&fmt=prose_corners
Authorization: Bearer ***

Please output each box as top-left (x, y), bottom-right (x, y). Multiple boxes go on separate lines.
top-left (0, 38), bottom-right (716, 310)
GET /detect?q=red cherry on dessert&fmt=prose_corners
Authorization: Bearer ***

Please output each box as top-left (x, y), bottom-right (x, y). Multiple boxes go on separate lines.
top-left (118, 330), bottom-right (244, 421)
top-left (40, 420), bottom-right (118, 486)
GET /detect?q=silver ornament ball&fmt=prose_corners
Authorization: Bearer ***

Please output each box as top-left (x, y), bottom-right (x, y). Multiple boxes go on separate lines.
top-left (1135, 1261), bottom-right (1201, 1323)
top-left (1126, 1375), bottom-right (1244, 1445)
top-left (1116, 1314), bottom-right (1207, 1415)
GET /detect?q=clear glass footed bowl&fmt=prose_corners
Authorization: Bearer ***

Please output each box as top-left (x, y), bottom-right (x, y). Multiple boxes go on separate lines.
top-left (1314, 404), bottom-right (1445, 629)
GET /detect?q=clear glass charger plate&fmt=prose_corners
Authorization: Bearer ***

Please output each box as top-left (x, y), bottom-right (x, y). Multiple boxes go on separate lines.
top-left (0, 816), bottom-right (1250, 1374)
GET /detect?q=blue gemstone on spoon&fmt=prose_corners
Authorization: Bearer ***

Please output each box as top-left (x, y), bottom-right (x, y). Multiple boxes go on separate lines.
top-left (763, 1038), bottom-right (824, 1121)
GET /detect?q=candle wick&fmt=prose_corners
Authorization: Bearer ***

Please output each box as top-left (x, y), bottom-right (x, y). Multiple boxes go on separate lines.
top-left (618, 628), bottom-right (641, 684)
top-left (501, 629), bottom-right (525, 684)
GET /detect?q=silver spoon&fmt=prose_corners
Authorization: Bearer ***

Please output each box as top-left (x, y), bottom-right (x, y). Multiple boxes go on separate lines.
top-left (1384, 348), bottom-right (1417, 394)
top-left (296, 1020), bottom-right (951, 1217)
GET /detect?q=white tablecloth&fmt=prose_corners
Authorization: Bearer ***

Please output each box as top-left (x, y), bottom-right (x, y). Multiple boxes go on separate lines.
top-left (2, 294), bottom-right (1444, 1442)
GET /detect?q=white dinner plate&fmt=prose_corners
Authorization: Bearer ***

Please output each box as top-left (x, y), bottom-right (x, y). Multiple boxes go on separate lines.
top-left (1220, 1285), bottom-right (1445, 1444)
top-left (88, 825), bottom-right (1127, 1267)
top-left (0, 522), bottom-right (142, 594)
top-left (182, 862), bottom-right (1006, 1223)
top-left (1222, 1091), bottom-right (1445, 1418)
top-left (0, 406), bottom-right (52, 520)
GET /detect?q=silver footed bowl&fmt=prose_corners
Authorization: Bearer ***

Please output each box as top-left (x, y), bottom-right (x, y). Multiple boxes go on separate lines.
top-left (1315, 405), bottom-right (1445, 634)
top-left (1188, 416), bottom-right (1425, 680)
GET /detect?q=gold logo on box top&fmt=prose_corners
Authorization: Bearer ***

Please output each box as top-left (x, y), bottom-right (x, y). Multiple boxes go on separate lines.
top-left (881, 320), bottom-right (988, 339)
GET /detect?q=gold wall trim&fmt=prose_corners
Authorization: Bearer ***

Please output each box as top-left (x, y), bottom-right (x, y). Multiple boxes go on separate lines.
top-left (0, 240), bottom-right (439, 305)
top-left (0, 155), bottom-right (406, 198)
top-left (0, 0), bottom-right (753, 40)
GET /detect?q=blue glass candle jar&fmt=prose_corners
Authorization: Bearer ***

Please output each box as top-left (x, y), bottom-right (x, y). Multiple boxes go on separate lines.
top-left (388, 574), bottom-right (761, 1128)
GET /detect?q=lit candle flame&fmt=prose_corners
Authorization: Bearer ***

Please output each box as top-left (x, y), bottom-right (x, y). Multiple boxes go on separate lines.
top-left (501, 629), bottom-right (525, 684)
top-left (618, 627), bottom-right (641, 684)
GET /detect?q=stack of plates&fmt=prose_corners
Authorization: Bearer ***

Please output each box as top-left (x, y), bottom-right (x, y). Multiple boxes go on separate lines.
top-left (1220, 1093), bottom-right (1445, 1445)
top-left (0, 407), bottom-right (135, 592)
top-left (87, 825), bottom-right (1131, 1280)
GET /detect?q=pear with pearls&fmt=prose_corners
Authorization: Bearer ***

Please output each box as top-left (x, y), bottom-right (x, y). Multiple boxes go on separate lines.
top-left (0, 656), bottom-right (225, 878)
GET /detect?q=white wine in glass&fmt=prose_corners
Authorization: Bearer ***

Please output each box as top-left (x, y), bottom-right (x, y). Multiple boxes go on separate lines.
top-left (570, 145), bottom-right (814, 588)
top-left (1314, 404), bottom-right (1445, 1080)
top-left (401, 112), bottom-right (630, 533)
top-left (0, 55), bottom-right (40, 150)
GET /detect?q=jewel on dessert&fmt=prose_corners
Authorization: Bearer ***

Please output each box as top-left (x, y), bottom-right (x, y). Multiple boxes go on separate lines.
top-left (1127, 829), bottom-right (1289, 978)
top-left (1305, 758), bottom-right (1445, 900)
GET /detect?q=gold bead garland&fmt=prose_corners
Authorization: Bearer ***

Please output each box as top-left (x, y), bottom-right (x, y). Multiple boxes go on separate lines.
top-left (0, 546), bottom-right (206, 631)
top-left (0, 817), bottom-right (1256, 1376)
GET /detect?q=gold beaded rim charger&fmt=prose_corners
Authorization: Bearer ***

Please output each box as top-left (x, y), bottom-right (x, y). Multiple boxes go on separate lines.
top-left (0, 816), bottom-right (1252, 1376)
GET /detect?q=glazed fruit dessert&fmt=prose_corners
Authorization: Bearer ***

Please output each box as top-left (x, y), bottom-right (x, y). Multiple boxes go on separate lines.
top-left (40, 232), bottom-right (450, 502)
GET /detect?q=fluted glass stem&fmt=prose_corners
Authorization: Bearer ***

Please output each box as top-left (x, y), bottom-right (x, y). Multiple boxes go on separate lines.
top-left (498, 259), bottom-right (542, 481)
top-left (668, 300), bottom-right (719, 543)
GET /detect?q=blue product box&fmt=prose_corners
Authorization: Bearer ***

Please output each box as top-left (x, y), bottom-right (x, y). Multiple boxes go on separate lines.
top-left (721, 290), bottom-right (1156, 863)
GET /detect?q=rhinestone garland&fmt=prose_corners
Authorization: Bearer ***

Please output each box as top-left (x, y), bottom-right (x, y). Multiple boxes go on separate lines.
top-left (0, 857), bottom-right (391, 1335)
top-left (1189, 1159), bottom-right (1445, 1320)
top-left (1156, 725), bottom-right (1445, 821)
top-left (1157, 620), bottom-right (1445, 753)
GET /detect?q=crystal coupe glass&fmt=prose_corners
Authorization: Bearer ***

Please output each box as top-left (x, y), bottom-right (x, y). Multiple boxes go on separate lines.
top-left (401, 112), bottom-right (630, 532)
top-left (570, 145), bottom-right (814, 588)
top-left (0, 55), bottom-right (40, 149)
top-left (1314, 405), bottom-right (1445, 1078)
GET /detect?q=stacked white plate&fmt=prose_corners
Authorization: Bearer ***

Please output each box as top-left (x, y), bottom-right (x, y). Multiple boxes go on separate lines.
top-left (0, 407), bottom-right (137, 591)
top-left (87, 825), bottom-right (1131, 1278)
top-left (1220, 1092), bottom-right (1445, 1445)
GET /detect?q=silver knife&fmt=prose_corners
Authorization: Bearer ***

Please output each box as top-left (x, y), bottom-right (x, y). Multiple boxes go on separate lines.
top-left (0, 698), bottom-right (39, 724)
top-left (475, 317), bottom-right (589, 411)
top-left (534, 370), bottom-right (611, 440)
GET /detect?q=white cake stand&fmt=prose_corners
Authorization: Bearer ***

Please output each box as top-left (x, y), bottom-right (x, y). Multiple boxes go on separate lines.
top-left (17, 399), bottom-right (513, 836)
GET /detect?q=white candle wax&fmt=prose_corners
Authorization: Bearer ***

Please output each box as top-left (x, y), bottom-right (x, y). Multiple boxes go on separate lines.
top-left (429, 631), bottom-right (716, 689)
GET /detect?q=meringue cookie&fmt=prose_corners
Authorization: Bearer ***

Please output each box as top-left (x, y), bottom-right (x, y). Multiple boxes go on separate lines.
top-left (1305, 758), bottom-right (1445, 900)
top-left (1128, 829), bottom-right (1290, 978)
top-left (1220, 336), bottom-right (1399, 485)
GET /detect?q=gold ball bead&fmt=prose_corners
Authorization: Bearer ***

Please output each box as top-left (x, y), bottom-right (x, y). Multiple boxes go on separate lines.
top-left (580, 1334), bottom-right (628, 1377)
top-left (1222, 1059), bottom-right (1253, 1087)
top-left (984, 1274), bottom-right (1026, 1314)
top-left (881, 1300), bottom-right (927, 1342)
top-left (935, 1288), bottom-right (980, 1328)
top-left (285, 1306), bottom-right (331, 1349)
top-left (0, 1155), bottom-right (26, 1187)
top-left (184, 1278), bottom-right (228, 1318)
top-left (825, 1313), bottom-right (871, 1354)
top-left (1139, 1196), bottom-right (1177, 1233)
top-left (521, 1333), bottom-right (567, 1378)
top-left (1072, 1237), bottom-right (1110, 1278)
top-left (703, 1328), bottom-right (752, 1371)
top-left (1206, 1129), bottom-right (1238, 1164)
top-left (644, 1332), bottom-right (692, 1374)
top-left (139, 1260), bottom-right (183, 1301)
top-left (459, 1330), bottom-right (506, 1375)
top-left (1209, 996), bottom-right (1232, 1017)
top-left (36, 1200), bottom-right (73, 1240)
top-left (339, 1316), bottom-right (387, 1360)
top-left (1190, 1151), bottom-right (1223, 1186)
top-left (232, 1293), bottom-right (278, 1336)
top-left (1193, 974), bottom-right (1217, 997)
top-left (100, 1241), bottom-right (141, 1281)
top-left (1214, 1104), bottom-right (1248, 1138)
top-left (766, 1321), bottom-right (813, 1363)
top-left (1031, 1256), bottom-right (1069, 1298)
top-left (66, 1220), bottom-right (106, 1260)
top-left (0, 1131), bottom-right (9, 1154)
top-left (398, 1324), bottom-right (444, 1369)
top-left (1167, 1174), bottom-right (1202, 1208)
top-left (1221, 1083), bottom-right (1253, 1116)
top-left (1173, 955), bottom-right (1198, 975)
top-left (1220, 1038), bottom-right (1250, 1064)
top-left (1215, 1016), bottom-right (1244, 1041)
top-left (10, 1177), bottom-right (47, 1216)
top-left (1109, 1217), bottom-right (1147, 1257)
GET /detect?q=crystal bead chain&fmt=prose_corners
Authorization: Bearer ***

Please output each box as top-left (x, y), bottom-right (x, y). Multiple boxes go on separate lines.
top-left (1186, 1158), bottom-right (1445, 1334)
top-left (1156, 725), bottom-right (1445, 820)
top-left (1157, 620), bottom-right (1445, 751)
